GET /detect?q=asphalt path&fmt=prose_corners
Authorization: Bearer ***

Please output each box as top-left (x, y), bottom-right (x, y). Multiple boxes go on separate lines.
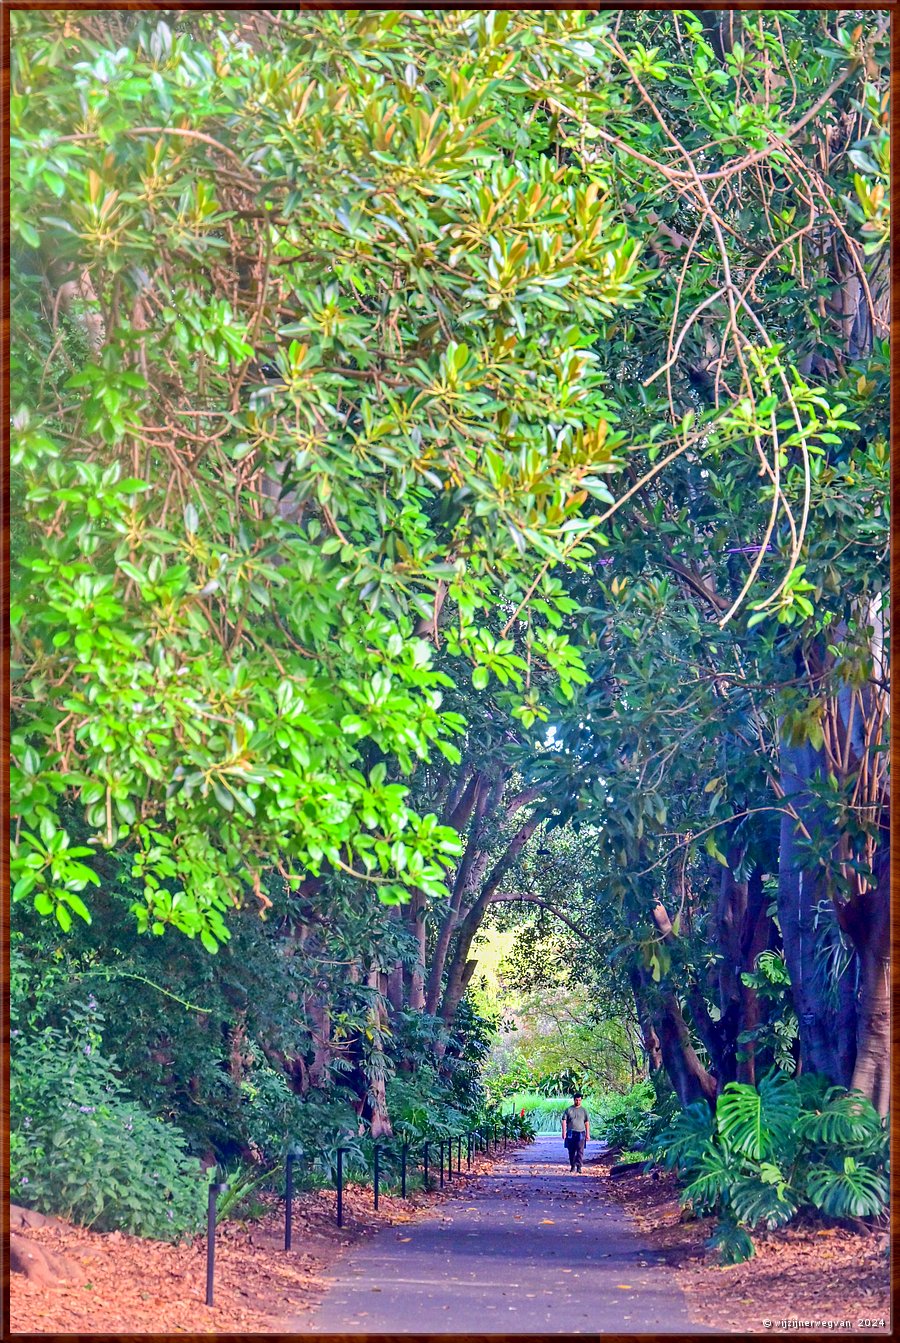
top-left (303, 1133), bottom-right (702, 1334)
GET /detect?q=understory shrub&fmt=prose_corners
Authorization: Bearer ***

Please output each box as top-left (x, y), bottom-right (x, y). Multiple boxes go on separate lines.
top-left (501, 1080), bottom-right (663, 1147)
top-left (656, 1070), bottom-right (889, 1264)
top-left (11, 1023), bottom-right (205, 1241)
top-left (593, 1079), bottom-right (662, 1150)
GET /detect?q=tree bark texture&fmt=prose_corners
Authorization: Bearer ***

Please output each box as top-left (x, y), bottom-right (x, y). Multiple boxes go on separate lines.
top-left (777, 736), bottom-right (857, 1087)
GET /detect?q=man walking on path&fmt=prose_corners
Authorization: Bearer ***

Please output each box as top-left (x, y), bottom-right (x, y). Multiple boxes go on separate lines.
top-left (562, 1093), bottom-right (590, 1172)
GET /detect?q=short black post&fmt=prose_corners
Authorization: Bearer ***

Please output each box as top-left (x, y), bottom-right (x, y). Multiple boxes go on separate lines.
top-left (423, 1141), bottom-right (429, 1190)
top-left (467, 1133), bottom-right (472, 1168)
top-left (205, 1178), bottom-right (228, 1307)
top-left (401, 1144), bottom-right (408, 1198)
top-left (456, 1136), bottom-right (461, 1173)
top-left (439, 1141), bottom-right (444, 1188)
top-left (373, 1143), bottom-right (380, 1211)
top-left (284, 1154), bottom-right (295, 1251)
top-left (446, 1139), bottom-right (452, 1182)
top-left (336, 1148), bottom-right (344, 1228)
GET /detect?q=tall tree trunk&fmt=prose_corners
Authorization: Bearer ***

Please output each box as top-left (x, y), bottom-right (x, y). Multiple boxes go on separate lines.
top-left (736, 868), bottom-right (769, 1085)
top-left (714, 855), bottom-right (748, 1085)
top-left (653, 896), bottom-right (733, 1091)
top-left (844, 849), bottom-right (890, 1114)
top-left (656, 995), bottom-right (718, 1108)
top-left (439, 812), bottom-right (541, 1025)
top-left (308, 999), bottom-right (331, 1088)
top-left (424, 772), bottom-right (496, 1014)
top-left (639, 964), bottom-right (717, 1108)
top-left (777, 736), bottom-right (857, 1086)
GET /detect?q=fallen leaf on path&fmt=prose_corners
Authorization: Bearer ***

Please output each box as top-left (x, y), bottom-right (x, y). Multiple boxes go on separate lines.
top-left (616, 1284), bottom-right (634, 1289)
top-left (539, 1219), bottom-right (555, 1225)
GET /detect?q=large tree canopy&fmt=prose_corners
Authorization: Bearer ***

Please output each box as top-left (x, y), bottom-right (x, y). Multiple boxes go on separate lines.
top-left (9, 8), bottom-right (890, 1241)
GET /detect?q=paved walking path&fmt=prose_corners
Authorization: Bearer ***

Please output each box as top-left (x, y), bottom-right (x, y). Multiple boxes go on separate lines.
top-left (303, 1133), bottom-right (702, 1334)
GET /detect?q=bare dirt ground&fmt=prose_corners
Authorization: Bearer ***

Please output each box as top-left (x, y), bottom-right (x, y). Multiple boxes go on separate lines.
top-left (592, 1151), bottom-right (891, 1334)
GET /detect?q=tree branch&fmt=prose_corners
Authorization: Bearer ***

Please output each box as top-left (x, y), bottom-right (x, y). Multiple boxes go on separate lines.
top-left (489, 892), bottom-right (592, 945)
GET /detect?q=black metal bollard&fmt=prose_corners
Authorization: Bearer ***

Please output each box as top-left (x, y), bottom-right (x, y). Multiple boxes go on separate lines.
top-left (336, 1148), bottom-right (344, 1228)
top-left (439, 1141), bottom-right (444, 1188)
top-left (457, 1136), bottom-right (462, 1173)
top-left (205, 1179), bottom-right (228, 1307)
top-left (401, 1144), bottom-right (408, 1198)
top-left (373, 1144), bottom-right (380, 1211)
top-left (467, 1133), bottom-right (472, 1168)
top-left (446, 1139), bottom-right (452, 1182)
top-left (284, 1154), bottom-right (295, 1251)
top-left (423, 1141), bottom-right (429, 1190)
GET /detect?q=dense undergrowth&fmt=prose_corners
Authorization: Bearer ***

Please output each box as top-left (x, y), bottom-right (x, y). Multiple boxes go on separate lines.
top-left (498, 1071), bottom-right (889, 1265)
top-left (10, 929), bottom-right (505, 1241)
top-left (654, 1071), bottom-right (889, 1264)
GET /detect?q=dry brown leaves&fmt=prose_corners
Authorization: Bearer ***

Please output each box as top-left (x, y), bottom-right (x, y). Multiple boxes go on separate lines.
top-left (590, 1154), bottom-right (891, 1334)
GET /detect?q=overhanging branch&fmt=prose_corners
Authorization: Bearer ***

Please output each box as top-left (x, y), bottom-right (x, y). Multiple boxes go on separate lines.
top-left (490, 891), bottom-right (592, 945)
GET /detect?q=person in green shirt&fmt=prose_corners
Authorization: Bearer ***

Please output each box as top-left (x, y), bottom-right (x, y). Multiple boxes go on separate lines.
top-left (562, 1093), bottom-right (590, 1172)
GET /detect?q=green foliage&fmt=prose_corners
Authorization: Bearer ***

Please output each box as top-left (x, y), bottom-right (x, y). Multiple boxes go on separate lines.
top-left (9, 7), bottom-right (659, 943)
top-left (503, 1110), bottom-right (538, 1142)
top-left (10, 1016), bottom-right (204, 1240)
top-left (656, 1071), bottom-right (889, 1263)
top-left (715, 1069), bottom-right (801, 1161)
top-left (591, 1080), bottom-right (662, 1150)
top-left (706, 1219), bottom-right (757, 1267)
top-left (737, 952), bottom-right (799, 1075)
top-left (500, 1079), bottom-right (659, 1149)
top-left (213, 1159), bottom-right (281, 1224)
top-left (804, 1158), bottom-right (889, 1219)
top-left (501, 1092), bottom-right (590, 1134)
top-left (7, 8), bottom-right (890, 1253)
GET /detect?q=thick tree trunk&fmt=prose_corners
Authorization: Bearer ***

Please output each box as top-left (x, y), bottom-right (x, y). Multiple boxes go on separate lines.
top-left (308, 999), bottom-right (331, 1088)
top-left (654, 987), bottom-right (718, 1108)
top-left (652, 896), bottom-right (733, 1092)
top-left (777, 737), bottom-right (857, 1086)
top-left (714, 856), bottom-right (748, 1085)
top-left (844, 850), bottom-right (890, 1114)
